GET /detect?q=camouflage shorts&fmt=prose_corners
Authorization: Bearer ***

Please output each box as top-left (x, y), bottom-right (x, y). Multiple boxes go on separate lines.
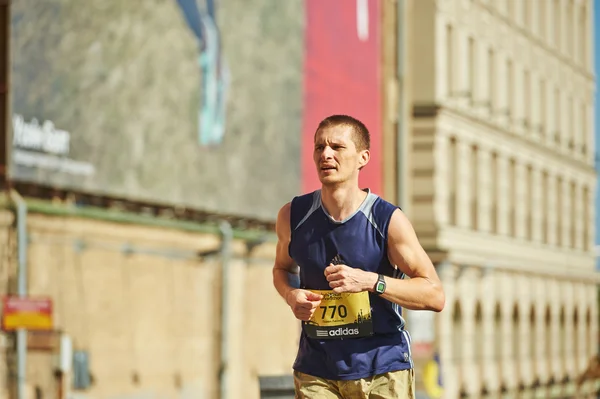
top-left (293, 368), bottom-right (415, 399)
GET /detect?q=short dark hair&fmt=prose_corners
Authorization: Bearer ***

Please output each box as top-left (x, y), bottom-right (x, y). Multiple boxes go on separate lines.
top-left (314, 115), bottom-right (371, 151)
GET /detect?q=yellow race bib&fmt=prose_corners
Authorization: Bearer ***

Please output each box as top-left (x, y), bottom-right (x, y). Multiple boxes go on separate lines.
top-left (303, 290), bottom-right (373, 339)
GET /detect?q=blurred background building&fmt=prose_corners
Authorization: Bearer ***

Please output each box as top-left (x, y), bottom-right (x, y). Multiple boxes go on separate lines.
top-left (0, 1), bottom-right (597, 399)
top-left (407, 1), bottom-right (598, 398)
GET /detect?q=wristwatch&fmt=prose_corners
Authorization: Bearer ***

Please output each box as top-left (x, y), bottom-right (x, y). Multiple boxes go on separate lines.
top-left (374, 274), bottom-right (386, 295)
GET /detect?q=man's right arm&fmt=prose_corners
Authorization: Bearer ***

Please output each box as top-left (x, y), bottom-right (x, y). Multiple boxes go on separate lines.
top-left (272, 202), bottom-right (323, 321)
top-left (272, 202), bottom-right (298, 302)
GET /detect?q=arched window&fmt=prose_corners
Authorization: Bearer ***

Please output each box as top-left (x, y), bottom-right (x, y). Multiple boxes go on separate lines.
top-left (573, 308), bottom-right (579, 369)
top-left (545, 306), bottom-right (552, 383)
top-left (559, 307), bottom-right (566, 377)
top-left (474, 302), bottom-right (483, 365)
top-left (529, 306), bottom-right (536, 376)
top-left (448, 137), bottom-right (457, 225)
top-left (512, 305), bottom-right (521, 382)
top-left (452, 301), bottom-right (463, 387)
top-left (585, 309), bottom-right (592, 359)
top-left (494, 303), bottom-right (502, 363)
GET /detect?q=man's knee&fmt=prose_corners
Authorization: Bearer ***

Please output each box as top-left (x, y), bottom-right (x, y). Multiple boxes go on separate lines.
top-left (368, 369), bottom-right (415, 399)
top-left (293, 371), bottom-right (342, 399)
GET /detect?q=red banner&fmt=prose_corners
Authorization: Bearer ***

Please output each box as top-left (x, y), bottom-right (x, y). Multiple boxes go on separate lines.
top-left (301, 0), bottom-right (383, 194)
top-left (2, 296), bottom-right (53, 331)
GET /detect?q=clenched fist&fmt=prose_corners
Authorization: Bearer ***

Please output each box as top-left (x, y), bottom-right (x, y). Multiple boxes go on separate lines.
top-left (324, 264), bottom-right (376, 293)
top-left (286, 289), bottom-right (323, 321)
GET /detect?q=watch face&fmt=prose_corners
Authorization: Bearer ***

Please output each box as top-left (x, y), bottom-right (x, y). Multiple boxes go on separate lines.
top-left (376, 281), bottom-right (385, 293)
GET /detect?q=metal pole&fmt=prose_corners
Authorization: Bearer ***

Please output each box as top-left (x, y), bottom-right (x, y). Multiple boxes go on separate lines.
top-left (10, 190), bottom-right (28, 399)
top-left (218, 221), bottom-right (232, 399)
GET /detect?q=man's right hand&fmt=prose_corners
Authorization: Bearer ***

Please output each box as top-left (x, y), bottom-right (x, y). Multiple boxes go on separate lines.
top-left (286, 289), bottom-right (323, 321)
top-left (273, 203), bottom-right (323, 321)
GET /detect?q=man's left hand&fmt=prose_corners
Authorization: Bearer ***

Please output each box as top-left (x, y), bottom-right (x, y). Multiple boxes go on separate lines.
top-left (324, 264), bottom-right (377, 293)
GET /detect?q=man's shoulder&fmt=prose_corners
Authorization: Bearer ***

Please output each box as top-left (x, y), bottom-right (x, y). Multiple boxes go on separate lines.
top-left (287, 190), bottom-right (321, 231)
top-left (369, 194), bottom-right (400, 216)
top-left (365, 194), bottom-right (401, 238)
top-left (290, 190), bottom-right (320, 210)
top-left (278, 190), bottom-right (318, 214)
top-left (293, 189), bottom-right (320, 201)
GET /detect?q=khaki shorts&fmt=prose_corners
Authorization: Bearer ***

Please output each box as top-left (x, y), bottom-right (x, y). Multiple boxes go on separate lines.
top-left (293, 368), bottom-right (415, 399)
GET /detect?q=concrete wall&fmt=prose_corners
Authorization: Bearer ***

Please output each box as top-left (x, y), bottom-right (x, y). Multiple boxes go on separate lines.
top-left (0, 209), bottom-right (298, 399)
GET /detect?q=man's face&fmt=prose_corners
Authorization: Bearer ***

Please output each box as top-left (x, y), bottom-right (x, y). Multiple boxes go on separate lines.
top-left (313, 125), bottom-right (369, 186)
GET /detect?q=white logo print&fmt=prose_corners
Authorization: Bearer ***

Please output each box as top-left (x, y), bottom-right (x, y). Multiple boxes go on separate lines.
top-left (329, 327), bottom-right (360, 337)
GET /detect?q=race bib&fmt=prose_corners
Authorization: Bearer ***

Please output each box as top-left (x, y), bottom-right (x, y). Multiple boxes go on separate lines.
top-left (303, 290), bottom-right (373, 340)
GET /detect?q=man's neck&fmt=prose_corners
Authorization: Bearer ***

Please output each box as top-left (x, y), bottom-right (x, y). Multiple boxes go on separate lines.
top-left (320, 183), bottom-right (368, 222)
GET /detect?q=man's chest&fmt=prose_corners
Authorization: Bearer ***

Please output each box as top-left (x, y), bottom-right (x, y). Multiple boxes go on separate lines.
top-left (290, 223), bottom-right (385, 273)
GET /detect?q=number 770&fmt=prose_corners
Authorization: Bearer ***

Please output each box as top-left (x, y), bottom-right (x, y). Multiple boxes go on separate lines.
top-left (320, 305), bottom-right (348, 319)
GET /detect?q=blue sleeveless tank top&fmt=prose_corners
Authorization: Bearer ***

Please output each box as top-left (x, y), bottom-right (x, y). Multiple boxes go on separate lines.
top-left (288, 189), bottom-right (413, 380)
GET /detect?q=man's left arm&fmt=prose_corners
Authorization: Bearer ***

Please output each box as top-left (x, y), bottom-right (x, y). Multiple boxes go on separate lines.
top-left (324, 209), bottom-right (445, 312)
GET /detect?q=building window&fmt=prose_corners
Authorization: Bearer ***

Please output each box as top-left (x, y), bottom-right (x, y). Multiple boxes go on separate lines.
top-left (523, 70), bottom-right (531, 130)
top-left (471, 145), bottom-right (478, 230)
top-left (570, 181), bottom-right (576, 249)
top-left (523, 0), bottom-right (531, 30)
top-left (491, 153), bottom-right (498, 234)
top-left (567, 96), bottom-right (574, 151)
top-left (559, 308), bottom-right (566, 376)
top-left (554, 87), bottom-right (561, 145)
top-left (468, 37), bottom-right (476, 105)
top-left (554, 0), bottom-right (561, 51)
top-left (567, 1), bottom-right (574, 57)
top-left (488, 48), bottom-right (495, 112)
top-left (508, 159), bottom-right (516, 237)
top-left (542, 171), bottom-right (549, 244)
top-left (579, 6), bottom-right (587, 65)
top-left (447, 24), bottom-right (454, 98)
top-left (583, 186), bottom-right (589, 250)
top-left (474, 303), bottom-right (483, 367)
top-left (507, 60), bottom-right (514, 120)
top-left (494, 304), bottom-right (502, 363)
top-left (525, 165), bottom-right (533, 240)
top-left (585, 309), bottom-right (592, 356)
top-left (573, 308), bottom-right (579, 364)
top-left (539, 79), bottom-right (546, 137)
top-left (449, 137), bottom-right (458, 225)
top-left (556, 176), bottom-right (563, 247)
top-left (452, 301), bottom-right (463, 379)
top-left (545, 307), bottom-right (552, 379)
top-left (529, 307), bottom-right (536, 377)
top-left (581, 103), bottom-right (588, 155)
top-left (540, 0), bottom-right (547, 41)
top-left (512, 305), bottom-right (520, 367)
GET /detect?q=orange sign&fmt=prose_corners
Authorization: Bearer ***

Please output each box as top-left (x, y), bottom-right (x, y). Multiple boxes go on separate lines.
top-left (2, 296), bottom-right (53, 331)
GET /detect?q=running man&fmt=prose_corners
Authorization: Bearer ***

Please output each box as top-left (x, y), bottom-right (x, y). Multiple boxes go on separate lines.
top-left (273, 115), bottom-right (445, 398)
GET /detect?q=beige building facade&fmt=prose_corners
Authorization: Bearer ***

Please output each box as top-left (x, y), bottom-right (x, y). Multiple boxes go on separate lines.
top-left (406, 0), bottom-right (599, 397)
top-left (0, 201), bottom-right (299, 399)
